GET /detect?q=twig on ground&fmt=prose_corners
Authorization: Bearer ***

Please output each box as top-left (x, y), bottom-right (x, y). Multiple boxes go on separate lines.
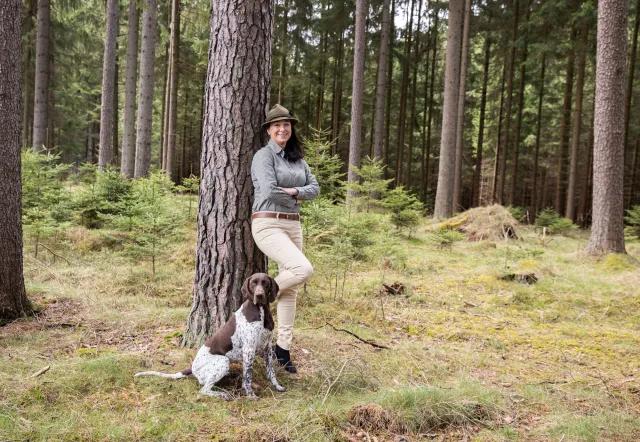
top-left (37, 243), bottom-right (72, 265)
top-left (321, 358), bottom-right (350, 405)
top-left (325, 322), bottom-right (390, 349)
top-left (31, 365), bottom-right (50, 378)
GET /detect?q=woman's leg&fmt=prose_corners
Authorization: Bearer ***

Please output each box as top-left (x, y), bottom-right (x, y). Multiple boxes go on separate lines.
top-left (252, 218), bottom-right (312, 350)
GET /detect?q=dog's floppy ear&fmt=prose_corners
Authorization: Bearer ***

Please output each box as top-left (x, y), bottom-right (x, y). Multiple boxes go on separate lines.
top-left (241, 276), bottom-right (252, 301)
top-left (268, 277), bottom-right (279, 303)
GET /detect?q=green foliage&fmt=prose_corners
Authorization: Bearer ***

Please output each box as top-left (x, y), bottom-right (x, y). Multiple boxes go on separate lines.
top-left (381, 187), bottom-right (424, 234)
top-left (176, 174), bottom-right (200, 217)
top-left (346, 156), bottom-right (393, 212)
top-left (535, 208), bottom-right (577, 234)
top-left (72, 168), bottom-right (133, 228)
top-left (21, 151), bottom-right (72, 254)
top-left (624, 205), bottom-right (640, 239)
top-left (428, 228), bottom-right (465, 251)
top-left (508, 206), bottom-right (527, 223)
top-left (302, 129), bottom-right (345, 202)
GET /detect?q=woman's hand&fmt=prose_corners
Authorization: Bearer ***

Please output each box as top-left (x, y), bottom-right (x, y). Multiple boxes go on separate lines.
top-left (280, 187), bottom-right (299, 197)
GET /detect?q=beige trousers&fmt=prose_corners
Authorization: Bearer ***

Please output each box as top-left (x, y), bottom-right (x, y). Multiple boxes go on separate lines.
top-left (251, 217), bottom-right (314, 350)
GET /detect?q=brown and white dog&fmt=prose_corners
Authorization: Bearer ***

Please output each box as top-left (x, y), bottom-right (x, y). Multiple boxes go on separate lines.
top-left (135, 273), bottom-right (285, 400)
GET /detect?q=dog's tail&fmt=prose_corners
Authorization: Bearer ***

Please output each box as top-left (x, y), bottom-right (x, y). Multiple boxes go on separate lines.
top-left (134, 367), bottom-right (192, 379)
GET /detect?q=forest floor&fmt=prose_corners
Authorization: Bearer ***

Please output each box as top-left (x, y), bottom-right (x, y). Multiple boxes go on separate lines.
top-left (1, 206), bottom-right (640, 441)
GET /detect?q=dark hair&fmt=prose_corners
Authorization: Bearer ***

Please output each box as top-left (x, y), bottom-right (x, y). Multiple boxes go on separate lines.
top-left (283, 127), bottom-right (304, 162)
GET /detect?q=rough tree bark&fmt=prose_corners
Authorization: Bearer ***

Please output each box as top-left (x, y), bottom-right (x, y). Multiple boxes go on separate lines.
top-left (565, 23), bottom-right (587, 221)
top-left (452, 0), bottom-right (471, 211)
top-left (422, 12), bottom-right (438, 201)
top-left (406, 0), bottom-right (423, 188)
top-left (347, 0), bottom-right (367, 203)
top-left (531, 52), bottom-right (546, 221)
top-left (134, 0), bottom-right (157, 178)
top-left (395, 0), bottom-right (415, 184)
top-left (434, 0), bottom-right (464, 219)
top-left (165, 0), bottom-right (180, 181)
top-left (32, 0), bottom-right (50, 150)
top-left (98, 0), bottom-right (120, 169)
top-left (121, 0), bottom-right (139, 178)
top-left (1, 0), bottom-right (33, 323)
top-left (182, 0), bottom-right (271, 346)
top-left (586, 0), bottom-right (628, 255)
top-left (624, 0), bottom-right (640, 207)
top-left (372, 0), bottom-right (391, 161)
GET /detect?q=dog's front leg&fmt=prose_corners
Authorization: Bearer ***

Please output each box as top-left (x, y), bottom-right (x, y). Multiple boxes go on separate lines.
top-left (264, 346), bottom-right (286, 392)
top-left (242, 346), bottom-right (258, 399)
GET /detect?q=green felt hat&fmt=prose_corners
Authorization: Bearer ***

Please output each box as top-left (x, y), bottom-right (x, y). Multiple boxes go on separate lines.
top-left (262, 104), bottom-right (298, 128)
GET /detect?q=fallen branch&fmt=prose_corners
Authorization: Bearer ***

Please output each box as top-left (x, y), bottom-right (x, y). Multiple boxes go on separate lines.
top-left (37, 243), bottom-right (72, 265)
top-left (325, 322), bottom-right (390, 350)
top-left (31, 365), bottom-right (50, 378)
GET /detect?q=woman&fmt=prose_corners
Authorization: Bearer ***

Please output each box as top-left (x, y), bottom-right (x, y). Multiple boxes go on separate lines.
top-left (251, 104), bottom-right (320, 373)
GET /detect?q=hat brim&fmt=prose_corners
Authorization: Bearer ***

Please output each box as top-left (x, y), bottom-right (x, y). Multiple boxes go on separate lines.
top-left (262, 116), bottom-right (298, 128)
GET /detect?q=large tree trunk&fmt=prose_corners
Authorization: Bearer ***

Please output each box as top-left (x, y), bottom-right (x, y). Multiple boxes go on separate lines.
top-left (586, 0), bottom-right (628, 255)
top-left (121, 0), bottom-right (139, 178)
top-left (347, 0), bottom-right (367, 203)
top-left (165, 0), bottom-right (180, 181)
top-left (565, 23), bottom-right (587, 221)
top-left (372, 0), bottom-right (391, 161)
top-left (98, 0), bottom-right (120, 169)
top-left (183, 0), bottom-right (271, 346)
top-left (22, 0), bottom-right (36, 149)
top-left (134, 0), bottom-right (157, 178)
top-left (32, 0), bottom-right (49, 150)
top-left (452, 0), bottom-right (471, 211)
top-left (530, 52), bottom-right (546, 221)
top-left (472, 33), bottom-right (491, 208)
top-left (434, 0), bottom-right (464, 219)
top-left (394, 0), bottom-right (415, 184)
top-left (1, 0), bottom-right (33, 323)
top-left (555, 24), bottom-right (577, 213)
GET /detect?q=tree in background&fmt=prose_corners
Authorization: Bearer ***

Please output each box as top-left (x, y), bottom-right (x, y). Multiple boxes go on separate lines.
top-left (1, 0), bottom-right (33, 323)
top-left (183, 0), bottom-right (272, 347)
top-left (586, 0), bottom-right (628, 255)
top-left (32, 0), bottom-right (50, 150)
top-left (347, 0), bottom-right (367, 203)
top-left (134, 0), bottom-right (157, 178)
top-left (121, 0), bottom-right (139, 178)
top-left (98, 0), bottom-right (120, 169)
top-left (434, 0), bottom-right (464, 219)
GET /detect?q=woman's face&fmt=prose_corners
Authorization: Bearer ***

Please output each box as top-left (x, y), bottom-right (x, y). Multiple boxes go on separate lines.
top-left (267, 120), bottom-right (292, 148)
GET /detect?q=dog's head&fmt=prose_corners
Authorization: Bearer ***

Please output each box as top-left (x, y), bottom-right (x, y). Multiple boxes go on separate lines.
top-left (241, 273), bottom-right (279, 306)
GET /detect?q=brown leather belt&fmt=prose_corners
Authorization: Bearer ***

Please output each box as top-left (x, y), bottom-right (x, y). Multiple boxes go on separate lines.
top-left (252, 211), bottom-right (300, 221)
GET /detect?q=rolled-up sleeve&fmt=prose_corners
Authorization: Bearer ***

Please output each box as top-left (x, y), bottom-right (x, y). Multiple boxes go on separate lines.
top-left (295, 160), bottom-right (320, 200)
top-left (251, 150), bottom-right (296, 208)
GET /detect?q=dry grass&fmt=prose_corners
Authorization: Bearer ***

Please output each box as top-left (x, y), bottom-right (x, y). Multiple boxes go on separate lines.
top-left (436, 204), bottom-right (519, 241)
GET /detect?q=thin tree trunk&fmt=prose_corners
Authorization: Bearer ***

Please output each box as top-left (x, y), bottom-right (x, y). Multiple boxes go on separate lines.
top-left (452, 0), bottom-right (471, 211)
top-left (0, 0), bottom-right (33, 323)
top-left (433, 0), bottom-right (464, 219)
top-left (315, 31), bottom-right (327, 130)
top-left (497, 0), bottom-right (519, 205)
top-left (372, 0), bottom-right (391, 161)
top-left (629, 138), bottom-right (640, 206)
top-left (419, 13), bottom-right (433, 200)
top-left (555, 24), bottom-right (577, 213)
top-left (586, 0), bottom-right (628, 255)
top-left (181, 84), bottom-right (191, 180)
top-left (530, 52), bottom-right (546, 221)
top-left (578, 103), bottom-right (595, 225)
top-left (22, 0), bottom-right (36, 148)
top-left (121, 0), bottom-right (139, 178)
top-left (472, 33), bottom-right (491, 208)
top-left (98, 0), bottom-right (120, 169)
top-left (624, 0), bottom-right (640, 207)
top-left (161, 41), bottom-right (170, 169)
top-left (32, 0), bottom-right (50, 150)
top-left (508, 2), bottom-right (529, 206)
top-left (347, 0), bottom-right (367, 203)
top-left (183, 0), bottom-right (271, 346)
top-left (395, 0), bottom-right (415, 184)
top-left (566, 23), bottom-right (587, 221)
top-left (423, 11), bottom-right (438, 201)
top-left (277, 0), bottom-right (289, 103)
top-left (491, 55), bottom-right (508, 203)
top-left (330, 30), bottom-right (344, 154)
top-left (406, 0), bottom-right (424, 188)
top-left (134, 0), bottom-right (157, 178)
top-left (166, 0), bottom-right (180, 181)
top-left (384, 0), bottom-right (396, 175)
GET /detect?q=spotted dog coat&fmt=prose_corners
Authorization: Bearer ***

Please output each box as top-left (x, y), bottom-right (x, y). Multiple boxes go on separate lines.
top-left (135, 273), bottom-right (284, 400)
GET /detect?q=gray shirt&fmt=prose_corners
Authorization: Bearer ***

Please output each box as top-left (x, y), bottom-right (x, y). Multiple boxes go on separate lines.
top-left (251, 139), bottom-right (320, 214)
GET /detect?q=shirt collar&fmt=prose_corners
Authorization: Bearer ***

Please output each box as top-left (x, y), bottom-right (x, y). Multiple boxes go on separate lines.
top-left (268, 139), bottom-right (285, 157)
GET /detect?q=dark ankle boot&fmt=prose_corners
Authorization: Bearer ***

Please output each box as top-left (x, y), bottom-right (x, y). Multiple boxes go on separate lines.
top-left (274, 344), bottom-right (297, 374)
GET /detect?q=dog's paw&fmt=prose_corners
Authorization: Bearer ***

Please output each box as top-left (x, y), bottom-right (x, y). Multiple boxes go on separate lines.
top-left (274, 384), bottom-right (286, 392)
top-left (244, 392), bottom-right (259, 401)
